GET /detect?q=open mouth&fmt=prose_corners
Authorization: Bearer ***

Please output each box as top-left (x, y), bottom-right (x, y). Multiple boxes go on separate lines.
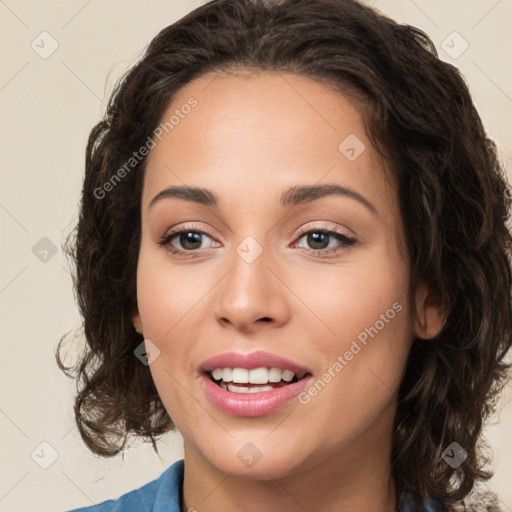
top-left (207, 367), bottom-right (311, 394)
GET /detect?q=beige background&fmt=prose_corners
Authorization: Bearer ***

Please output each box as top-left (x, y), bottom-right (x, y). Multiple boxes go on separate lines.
top-left (0, 1), bottom-right (511, 511)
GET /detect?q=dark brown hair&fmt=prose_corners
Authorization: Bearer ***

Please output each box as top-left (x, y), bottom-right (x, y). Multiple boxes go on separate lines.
top-left (57, 1), bottom-right (512, 511)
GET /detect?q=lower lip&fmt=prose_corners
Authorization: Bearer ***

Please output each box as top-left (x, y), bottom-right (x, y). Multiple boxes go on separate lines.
top-left (202, 374), bottom-right (312, 417)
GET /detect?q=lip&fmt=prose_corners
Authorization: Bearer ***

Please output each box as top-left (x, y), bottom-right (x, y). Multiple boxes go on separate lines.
top-left (199, 350), bottom-right (312, 375)
top-left (201, 373), bottom-right (313, 416)
top-left (199, 350), bottom-right (313, 417)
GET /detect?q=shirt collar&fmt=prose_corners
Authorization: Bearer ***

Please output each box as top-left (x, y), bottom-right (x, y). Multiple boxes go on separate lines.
top-left (152, 459), bottom-right (184, 512)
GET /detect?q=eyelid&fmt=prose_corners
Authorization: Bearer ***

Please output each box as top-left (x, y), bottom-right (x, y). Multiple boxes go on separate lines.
top-left (158, 223), bottom-right (216, 246)
top-left (294, 222), bottom-right (355, 239)
top-left (158, 222), bottom-right (357, 257)
top-left (291, 225), bottom-right (357, 255)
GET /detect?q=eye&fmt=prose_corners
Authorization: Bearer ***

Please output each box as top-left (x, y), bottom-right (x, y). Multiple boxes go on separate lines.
top-left (293, 226), bottom-right (357, 255)
top-left (158, 224), bottom-right (217, 255)
top-left (157, 224), bottom-right (357, 258)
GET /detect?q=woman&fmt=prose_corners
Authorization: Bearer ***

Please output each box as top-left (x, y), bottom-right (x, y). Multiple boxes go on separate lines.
top-left (57, 0), bottom-right (512, 510)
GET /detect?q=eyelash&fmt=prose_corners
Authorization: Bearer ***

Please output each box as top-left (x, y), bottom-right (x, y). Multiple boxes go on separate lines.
top-left (158, 224), bottom-right (357, 258)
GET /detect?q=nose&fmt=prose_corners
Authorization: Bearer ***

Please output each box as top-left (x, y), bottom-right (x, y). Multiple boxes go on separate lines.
top-left (213, 244), bottom-right (290, 334)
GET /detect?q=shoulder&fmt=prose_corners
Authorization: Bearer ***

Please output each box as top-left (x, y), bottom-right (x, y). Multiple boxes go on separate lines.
top-left (425, 494), bottom-right (505, 512)
top-left (452, 499), bottom-right (505, 511)
top-left (61, 459), bottom-right (184, 512)
top-left (404, 495), bottom-right (504, 512)
top-left (452, 485), bottom-right (505, 512)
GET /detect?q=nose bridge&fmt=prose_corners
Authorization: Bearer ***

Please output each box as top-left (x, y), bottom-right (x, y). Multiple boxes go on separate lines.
top-left (226, 236), bottom-right (272, 308)
top-left (214, 235), bottom-right (289, 329)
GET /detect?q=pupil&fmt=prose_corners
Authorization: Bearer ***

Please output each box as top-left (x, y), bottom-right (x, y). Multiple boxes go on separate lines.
top-left (308, 232), bottom-right (328, 249)
top-left (179, 232), bottom-right (330, 251)
top-left (181, 232), bottom-right (202, 250)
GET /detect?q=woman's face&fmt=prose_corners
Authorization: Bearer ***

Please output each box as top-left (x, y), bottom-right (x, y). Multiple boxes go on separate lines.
top-left (132, 71), bottom-right (432, 479)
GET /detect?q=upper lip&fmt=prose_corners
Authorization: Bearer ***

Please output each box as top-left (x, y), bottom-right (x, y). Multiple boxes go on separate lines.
top-left (200, 350), bottom-right (312, 376)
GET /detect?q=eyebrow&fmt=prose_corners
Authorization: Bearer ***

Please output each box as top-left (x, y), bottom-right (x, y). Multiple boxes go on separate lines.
top-left (149, 183), bottom-right (378, 215)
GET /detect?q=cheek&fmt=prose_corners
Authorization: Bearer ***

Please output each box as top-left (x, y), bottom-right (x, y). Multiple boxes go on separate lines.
top-left (134, 248), bottom-right (217, 412)
top-left (334, 267), bottom-right (409, 343)
top-left (298, 247), bottom-right (410, 351)
top-left (135, 246), bottom-right (207, 342)
top-left (135, 251), bottom-right (201, 424)
top-left (304, 248), bottom-right (413, 399)
top-left (134, 249), bottom-right (197, 398)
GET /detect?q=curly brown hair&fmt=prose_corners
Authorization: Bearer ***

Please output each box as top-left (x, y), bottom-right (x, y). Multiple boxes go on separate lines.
top-left (56, 0), bottom-right (512, 511)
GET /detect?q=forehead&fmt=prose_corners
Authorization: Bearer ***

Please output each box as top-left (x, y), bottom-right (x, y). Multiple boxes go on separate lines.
top-left (142, 70), bottom-right (396, 217)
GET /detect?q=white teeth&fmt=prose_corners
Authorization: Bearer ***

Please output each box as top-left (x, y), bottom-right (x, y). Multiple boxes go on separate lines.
top-left (281, 370), bottom-right (295, 382)
top-left (210, 367), bottom-right (299, 385)
top-left (221, 382), bottom-right (274, 393)
top-left (248, 367), bottom-right (268, 384)
top-left (212, 368), bottom-right (223, 380)
top-left (268, 367), bottom-right (282, 382)
top-left (231, 368), bottom-right (249, 383)
top-left (222, 368), bottom-right (233, 382)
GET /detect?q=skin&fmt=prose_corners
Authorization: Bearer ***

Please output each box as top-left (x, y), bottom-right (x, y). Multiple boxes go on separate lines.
top-left (132, 71), bottom-right (445, 512)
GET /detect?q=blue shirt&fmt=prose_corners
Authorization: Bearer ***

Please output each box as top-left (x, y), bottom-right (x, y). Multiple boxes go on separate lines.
top-left (64, 459), bottom-right (438, 512)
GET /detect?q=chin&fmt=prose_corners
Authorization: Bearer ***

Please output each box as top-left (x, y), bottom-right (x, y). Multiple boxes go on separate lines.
top-left (198, 439), bottom-right (313, 480)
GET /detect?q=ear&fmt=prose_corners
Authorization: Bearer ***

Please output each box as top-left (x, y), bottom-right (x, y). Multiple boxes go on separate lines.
top-left (132, 308), bottom-right (143, 335)
top-left (413, 280), bottom-right (446, 339)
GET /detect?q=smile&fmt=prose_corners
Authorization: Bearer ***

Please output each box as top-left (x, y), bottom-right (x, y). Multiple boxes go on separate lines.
top-left (199, 351), bottom-right (313, 416)
top-left (210, 366), bottom-right (307, 393)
